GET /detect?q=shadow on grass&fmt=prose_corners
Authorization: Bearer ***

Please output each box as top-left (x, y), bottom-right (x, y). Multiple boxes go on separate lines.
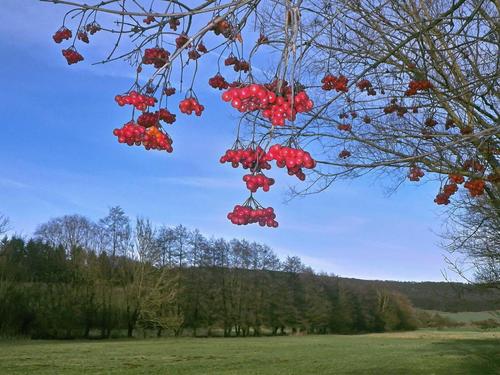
top-left (430, 339), bottom-right (500, 374)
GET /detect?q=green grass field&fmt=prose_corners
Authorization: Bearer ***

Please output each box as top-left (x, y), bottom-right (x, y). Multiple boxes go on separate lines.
top-left (1, 330), bottom-right (498, 375)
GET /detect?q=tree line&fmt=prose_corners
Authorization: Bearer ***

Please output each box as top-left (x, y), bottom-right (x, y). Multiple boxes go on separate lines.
top-left (0, 208), bottom-right (418, 339)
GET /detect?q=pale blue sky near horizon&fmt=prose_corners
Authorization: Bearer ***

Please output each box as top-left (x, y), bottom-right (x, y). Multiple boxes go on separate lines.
top-left (0, 1), bottom-right (457, 282)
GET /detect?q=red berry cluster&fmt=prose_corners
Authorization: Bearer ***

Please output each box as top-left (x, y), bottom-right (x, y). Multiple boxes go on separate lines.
top-left (338, 124), bottom-right (352, 132)
top-left (321, 74), bottom-right (349, 92)
top-left (405, 80), bottom-right (433, 96)
top-left (113, 122), bottom-right (173, 153)
top-left (464, 179), bottom-right (485, 197)
top-left (212, 20), bottom-right (232, 38)
top-left (434, 182), bottom-right (459, 205)
top-left (77, 31), bottom-right (89, 43)
top-left (115, 91), bottom-right (156, 111)
top-left (424, 118), bottom-right (437, 127)
top-left (143, 48), bottom-right (169, 68)
top-left (243, 173), bottom-right (275, 192)
top-left (85, 22), bottom-right (101, 35)
top-left (179, 97), bottom-right (204, 116)
top-left (463, 159), bottom-right (485, 173)
top-left (265, 144), bottom-right (316, 181)
top-left (53, 27), bottom-right (72, 43)
top-left (224, 56), bottom-right (250, 72)
top-left (356, 79), bottom-right (376, 95)
top-left (408, 166), bottom-right (424, 181)
top-left (142, 126), bottom-right (173, 152)
top-left (209, 73), bottom-right (229, 90)
top-left (62, 48), bottom-right (84, 65)
top-left (164, 87), bottom-right (176, 96)
top-left (339, 150), bottom-right (351, 159)
top-left (227, 205), bottom-right (278, 227)
top-left (197, 42), bottom-right (208, 54)
top-left (219, 146), bottom-right (271, 171)
top-left (137, 109), bottom-right (176, 128)
top-left (222, 84), bottom-right (313, 126)
top-left (188, 49), bottom-right (201, 60)
top-left (169, 18), bottom-right (180, 30)
top-left (143, 16), bottom-right (155, 24)
top-left (262, 91), bottom-right (313, 126)
top-left (383, 101), bottom-right (408, 117)
top-left (448, 174), bottom-right (464, 184)
top-left (175, 34), bottom-right (191, 49)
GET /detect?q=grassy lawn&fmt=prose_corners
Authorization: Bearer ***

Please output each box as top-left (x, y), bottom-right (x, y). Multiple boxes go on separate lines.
top-left (0, 330), bottom-right (498, 375)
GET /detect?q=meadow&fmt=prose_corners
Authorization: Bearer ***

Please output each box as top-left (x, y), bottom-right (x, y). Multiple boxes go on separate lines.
top-left (1, 330), bottom-right (498, 375)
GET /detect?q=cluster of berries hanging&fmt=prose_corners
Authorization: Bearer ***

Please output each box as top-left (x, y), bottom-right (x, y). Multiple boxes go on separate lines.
top-left (62, 48), bottom-right (84, 65)
top-left (321, 74), bottom-right (349, 92)
top-left (224, 55), bottom-right (250, 72)
top-left (115, 91), bottom-right (157, 111)
top-left (227, 202), bottom-right (278, 228)
top-left (220, 146), bottom-right (271, 170)
top-left (221, 83), bottom-right (313, 126)
top-left (405, 79), bottom-right (433, 96)
top-left (220, 142), bottom-right (317, 227)
top-left (356, 79), bottom-right (377, 96)
top-left (265, 144), bottom-right (316, 181)
top-left (53, 27), bottom-right (72, 43)
top-left (208, 73), bottom-right (230, 90)
top-left (137, 109), bottom-right (176, 127)
top-left (408, 166), bottom-right (425, 181)
top-left (143, 47), bottom-right (170, 68)
top-left (243, 173), bottom-right (275, 192)
top-left (179, 97), bottom-right (205, 116)
top-left (113, 121), bottom-right (174, 153)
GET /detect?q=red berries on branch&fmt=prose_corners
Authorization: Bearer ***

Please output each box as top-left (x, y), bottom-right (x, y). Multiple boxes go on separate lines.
top-left (143, 15), bottom-right (155, 24)
top-left (115, 91), bottom-right (156, 111)
top-left (434, 192), bottom-right (450, 205)
top-left (143, 47), bottom-right (170, 68)
top-left (337, 124), bottom-right (352, 131)
top-left (175, 34), bottom-right (191, 49)
top-left (113, 122), bottom-right (173, 153)
top-left (113, 121), bottom-right (145, 145)
top-left (222, 84), bottom-right (313, 126)
top-left (265, 144), bottom-right (316, 181)
top-left (339, 150), bottom-right (351, 159)
top-left (85, 22), bottom-right (101, 35)
top-left (405, 79), bottom-right (433, 96)
top-left (137, 109), bottom-right (176, 128)
top-left (209, 73), bottom-right (229, 90)
top-left (464, 179), bottom-right (485, 197)
top-left (219, 146), bottom-right (271, 171)
top-left (53, 27), bottom-right (72, 43)
top-left (142, 126), bottom-right (173, 152)
top-left (356, 79), bottom-right (377, 95)
top-left (62, 48), bottom-right (84, 65)
top-left (243, 173), bottom-right (275, 192)
top-left (164, 87), bottom-right (176, 96)
top-left (77, 30), bottom-right (89, 43)
top-left (168, 18), bottom-right (180, 31)
top-left (179, 97), bottom-right (204, 116)
top-left (449, 174), bottom-right (464, 184)
top-left (321, 74), bottom-right (349, 92)
top-left (408, 166), bottom-right (424, 181)
top-left (227, 203), bottom-right (278, 228)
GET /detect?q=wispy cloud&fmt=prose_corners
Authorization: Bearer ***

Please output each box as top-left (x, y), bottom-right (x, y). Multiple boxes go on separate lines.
top-left (154, 176), bottom-right (239, 189)
top-left (0, 177), bottom-right (29, 189)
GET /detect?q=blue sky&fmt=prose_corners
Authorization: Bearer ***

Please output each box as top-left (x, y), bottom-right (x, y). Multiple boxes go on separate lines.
top-left (0, 1), bottom-right (455, 281)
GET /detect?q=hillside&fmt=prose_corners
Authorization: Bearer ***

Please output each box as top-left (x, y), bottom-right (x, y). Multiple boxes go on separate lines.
top-left (339, 278), bottom-right (500, 312)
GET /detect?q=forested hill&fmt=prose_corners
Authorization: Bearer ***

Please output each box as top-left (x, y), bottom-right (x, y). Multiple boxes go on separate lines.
top-left (339, 278), bottom-right (500, 312)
